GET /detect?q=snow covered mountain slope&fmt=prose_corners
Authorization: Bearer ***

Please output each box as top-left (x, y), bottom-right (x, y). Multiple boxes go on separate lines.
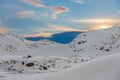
top-left (1, 52), bottom-right (119, 80)
top-left (43, 53), bottom-right (120, 80)
top-left (69, 25), bottom-right (120, 56)
top-left (1, 26), bottom-right (120, 80)
top-left (0, 55), bottom-right (93, 74)
top-left (0, 33), bottom-right (72, 56)
top-left (1, 25), bottom-right (120, 56)
top-left (0, 33), bottom-right (28, 55)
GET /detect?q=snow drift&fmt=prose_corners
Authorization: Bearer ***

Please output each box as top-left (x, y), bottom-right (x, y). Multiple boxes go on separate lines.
top-left (44, 53), bottom-right (120, 80)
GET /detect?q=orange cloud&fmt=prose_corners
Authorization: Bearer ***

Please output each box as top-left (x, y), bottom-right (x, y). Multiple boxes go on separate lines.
top-left (21, 0), bottom-right (45, 8)
top-left (35, 24), bottom-right (82, 33)
top-left (51, 6), bottom-right (69, 19)
top-left (49, 24), bottom-right (87, 32)
top-left (0, 27), bottom-right (9, 33)
top-left (24, 24), bottom-right (88, 37)
top-left (23, 32), bottom-right (52, 37)
top-left (20, 0), bottom-right (69, 19)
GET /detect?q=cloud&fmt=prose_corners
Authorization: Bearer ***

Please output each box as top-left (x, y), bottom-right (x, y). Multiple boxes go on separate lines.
top-left (72, 18), bottom-right (118, 24)
top-left (23, 32), bottom-right (52, 37)
top-left (36, 24), bottom-right (87, 32)
top-left (21, 0), bottom-right (45, 8)
top-left (36, 24), bottom-right (88, 34)
top-left (51, 6), bottom-right (69, 19)
top-left (18, 11), bottom-right (35, 18)
top-left (20, 0), bottom-right (69, 19)
top-left (118, 11), bottom-right (120, 14)
top-left (0, 20), bottom-right (9, 33)
top-left (49, 24), bottom-right (85, 31)
top-left (0, 19), bottom-right (3, 26)
top-left (0, 26), bottom-right (20, 33)
top-left (72, 18), bottom-right (120, 30)
top-left (89, 23), bottom-right (114, 30)
top-left (72, 0), bottom-right (84, 4)
top-left (23, 24), bottom-right (88, 37)
top-left (0, 27), bottom-right (9, 33)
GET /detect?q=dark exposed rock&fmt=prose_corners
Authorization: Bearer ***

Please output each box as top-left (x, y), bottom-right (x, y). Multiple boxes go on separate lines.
top-left (26, 62), bottom-right (35, 67)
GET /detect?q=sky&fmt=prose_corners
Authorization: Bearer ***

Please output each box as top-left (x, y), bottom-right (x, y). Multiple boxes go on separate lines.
top-left (0, 0), bottom-right (120, 37)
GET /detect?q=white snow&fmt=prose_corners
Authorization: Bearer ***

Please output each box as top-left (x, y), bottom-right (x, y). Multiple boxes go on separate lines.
top-left (43, 53), bottom-right (120, 80)
top-left (0, 52), bottom-right (120, 80)
top-left (1, 25), bottom-right (120, 56)
top-left (70, 25), bottom-right (120, 56)
top-left (0, 25), bottom-right (120, 80)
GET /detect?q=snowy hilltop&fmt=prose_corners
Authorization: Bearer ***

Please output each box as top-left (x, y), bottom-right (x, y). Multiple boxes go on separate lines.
top-left (69, 25), bottom-right (120, 56)
top-left (0, 25), bottom-right (120, 80)
top-left (1, 25), bottom-right (120, 57)
top-left (0, 33), bottom-right (72, 56)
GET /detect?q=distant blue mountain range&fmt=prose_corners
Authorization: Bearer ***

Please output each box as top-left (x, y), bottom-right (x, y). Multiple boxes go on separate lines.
top-left (25, 31), bottom-right (82, 44)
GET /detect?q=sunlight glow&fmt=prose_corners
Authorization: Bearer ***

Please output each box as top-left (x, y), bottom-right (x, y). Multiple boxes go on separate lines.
top-left (73, 18), bottom-right (117, 24)
top-left (90, 23), bottom-right (113, 30)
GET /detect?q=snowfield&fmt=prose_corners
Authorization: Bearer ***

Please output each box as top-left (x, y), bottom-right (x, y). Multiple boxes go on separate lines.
top-left (0, 53), bottom-right (120, 80)
top-left (0, 25), bottom-right (120, 80)
top-left (43, 53), bottom-right (120, 80)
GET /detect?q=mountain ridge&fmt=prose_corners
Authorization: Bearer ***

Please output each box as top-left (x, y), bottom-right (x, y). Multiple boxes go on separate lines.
top-left (0, 25), bottom-right (120, 57)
